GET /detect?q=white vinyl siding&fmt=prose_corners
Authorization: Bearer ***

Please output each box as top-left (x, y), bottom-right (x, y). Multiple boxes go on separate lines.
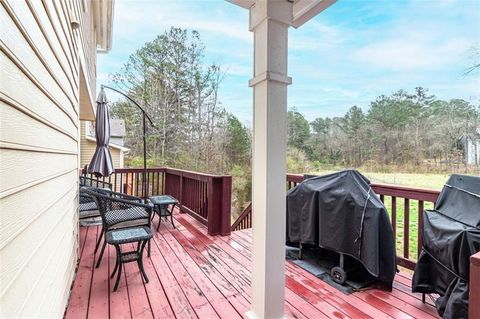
top-left (0, 0), bottom-right (97, 317)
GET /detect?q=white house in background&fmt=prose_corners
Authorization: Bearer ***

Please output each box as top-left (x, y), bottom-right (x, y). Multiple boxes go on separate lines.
top-left (0, 0), bottom-right (114, 317)
top-left (80, 119), bottom-right (129, 169)
top-left (461, 130), bottom-right (480, 165)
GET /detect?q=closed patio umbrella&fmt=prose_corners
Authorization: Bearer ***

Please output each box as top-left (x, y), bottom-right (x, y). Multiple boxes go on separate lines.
top-left (88, 88), bottom-right (114, 177)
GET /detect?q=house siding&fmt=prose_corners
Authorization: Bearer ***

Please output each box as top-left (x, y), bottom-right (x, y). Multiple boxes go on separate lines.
top-left (0, 0), bottom-right (99, 317)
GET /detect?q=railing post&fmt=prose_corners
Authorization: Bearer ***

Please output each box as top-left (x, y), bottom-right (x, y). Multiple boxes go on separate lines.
top-left (470, 251), bottom-right (480, 319)
top-left (207, 176), bottom-right (232, 236)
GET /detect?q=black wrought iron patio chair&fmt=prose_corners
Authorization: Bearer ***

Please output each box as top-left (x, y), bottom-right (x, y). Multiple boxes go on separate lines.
top-left (79, 176), bottom-right (112, 220)
top-left (81, 187), bottom-right (153, 268)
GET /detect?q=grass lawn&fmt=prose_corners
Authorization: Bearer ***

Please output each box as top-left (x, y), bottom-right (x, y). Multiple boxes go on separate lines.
top-left (312, 170), bottom-right (449, 190)
top-left (383, 197), bottom-right (434, 261)
top-left (311, 170), bottom-right (447, 261)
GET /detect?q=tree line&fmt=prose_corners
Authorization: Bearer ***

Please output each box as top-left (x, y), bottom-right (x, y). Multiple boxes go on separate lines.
top-left (288, 88), bottom-right (479, 173)
top-left (110, 27), bottom-right (251, 173)
top-left (109, 28), bottom-right (252, 213)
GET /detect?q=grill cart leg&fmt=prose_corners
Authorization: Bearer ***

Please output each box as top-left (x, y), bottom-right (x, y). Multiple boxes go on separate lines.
top-left (422, 293), bottom-right (426, 303)
top-left (331, 253), bottom-right (347, 285)
top-left (298, 242), bottom-right (303, 260)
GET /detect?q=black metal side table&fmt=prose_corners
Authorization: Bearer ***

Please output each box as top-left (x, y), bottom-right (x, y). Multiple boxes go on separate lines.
top-left (149, 195), bottom-right (178, 231)
top-left (106, 226), bottom-right (153, 291)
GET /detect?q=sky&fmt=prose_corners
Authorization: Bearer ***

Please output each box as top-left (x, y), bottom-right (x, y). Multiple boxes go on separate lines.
top-left (97, 0), bottom-right (480, 126)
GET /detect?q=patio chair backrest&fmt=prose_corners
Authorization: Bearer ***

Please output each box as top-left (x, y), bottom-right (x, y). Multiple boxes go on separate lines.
top-left (81, 187), bottom-right (152, 230)
top-left (80, 176), bottom-right (112, 190)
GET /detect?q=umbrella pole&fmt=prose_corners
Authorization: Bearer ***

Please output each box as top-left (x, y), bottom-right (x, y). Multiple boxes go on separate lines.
top-left (143, 113), bottom-right (148, 202)
top-left (100, 85), bottom-right (156, 202)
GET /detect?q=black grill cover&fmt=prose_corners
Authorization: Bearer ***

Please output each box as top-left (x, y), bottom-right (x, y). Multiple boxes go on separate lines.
top-left (412, 174), bottom-right (480, 318)
top-left (286, 170), bottom-right (397, 287)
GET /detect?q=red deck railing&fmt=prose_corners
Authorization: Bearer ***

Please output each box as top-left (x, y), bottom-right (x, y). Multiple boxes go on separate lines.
top-left (234, 173), bottom-right (442, 271)
top-left (470, 251), bottom-right (480, 319)
top-left (82, 167), bottom-right (479, 314)
top-left (81, 167), bottom-right (231, 236)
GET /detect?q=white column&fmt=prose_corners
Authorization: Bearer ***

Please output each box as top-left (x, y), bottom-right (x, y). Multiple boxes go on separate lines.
top-left (247, 1), bottom-right (292, 318)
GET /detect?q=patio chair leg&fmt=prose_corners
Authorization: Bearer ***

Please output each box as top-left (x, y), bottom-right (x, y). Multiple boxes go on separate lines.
top-left (138, 240), bottom-right (149, 283)
top-left (111, 253), bottom-right (119, 278)
top-left (113, 245), bottom-right (122, 292)
top-left (157, 216), bottom-right (161, 231)
top-left (170, 210), bottom-right (175, 229)
top-left (148, 239), bottom-right (151, 257)
top-left (96, 239), bottom-right (107, 268)
top-left (94, 228), bottom-right (104, 253)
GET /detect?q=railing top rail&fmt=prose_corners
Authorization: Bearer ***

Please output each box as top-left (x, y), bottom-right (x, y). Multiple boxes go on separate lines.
top-left (286, 174), bottom-right (303, 183)
top-left (370, 182), bottom-right (440, 195)
top-left (115, 167), bottom-right (166, 173)
top-left (286, 173), bottom-right (441, 202)
top-left (164, 167), bottom-right (231, 179)
top-left (82, 167), bottom-right (231, 179)
top-left (371, 183), bottom-right (440, 202)
top-left (81, 167), bottom-right (166, 174)
top-left (472, 251), bottom-right (480, 266)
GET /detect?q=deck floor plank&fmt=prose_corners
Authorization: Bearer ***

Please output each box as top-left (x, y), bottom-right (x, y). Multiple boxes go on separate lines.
top-left (147, 234), bottom-right (198, 319)
top-left (160, 228), bottom-right (243, 319)
top-left (141, 256), bottom-right (176, 318)
top-left (153, 231), bottom-right (220, 319)
top-left (66, 211), bottom-right (441, 319)
top-left (202, 218), bottom-right (436, 319)
top-left (124, 243), bottom-right (154, 319)
top-left (107, 242), bottom-right (132, 319)
top-left (179, 214), bottom-right (378, 318)
top-left (65, 226), bottom-right (98, 319)
top-left (88, 232), bottom-right (110, 319)
top-left (168, 227), bottom-right (251, 315)
top-left (177, 214), bottom-right (371, 319)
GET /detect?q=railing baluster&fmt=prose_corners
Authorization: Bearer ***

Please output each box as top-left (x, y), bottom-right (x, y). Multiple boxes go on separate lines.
top-left (125, 173), bottom-right (129, 194)
top-left (391, 196), bottom-right (397, 241)
top-left (135, 172), bottom-right (139, 197)
top-left (417, 200), bottom-right (424, 257)
top-left (404, 198), bottom-right (410, 259)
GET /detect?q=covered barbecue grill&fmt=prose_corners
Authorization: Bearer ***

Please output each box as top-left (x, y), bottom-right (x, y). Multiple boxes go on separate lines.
top-left (412, 174), bottom-right (480, 318)
top-left (286, 170), bottom-right (397, 287)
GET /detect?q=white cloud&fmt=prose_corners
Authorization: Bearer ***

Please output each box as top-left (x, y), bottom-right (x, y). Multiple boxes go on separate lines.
top-left (112, 1), bottom-right (250, 43)
top-left (99, 0), bottom-right (480, 123)
top-left (352, 35), bottom-right (471, 71)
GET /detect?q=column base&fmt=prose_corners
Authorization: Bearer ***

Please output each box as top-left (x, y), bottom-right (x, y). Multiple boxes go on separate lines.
top-left (245, 310), bottom-right (285, 319)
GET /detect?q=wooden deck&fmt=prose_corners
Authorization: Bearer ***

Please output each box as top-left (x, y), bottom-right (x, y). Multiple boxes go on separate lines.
top-left (65, 211), bottom-right (440, 319)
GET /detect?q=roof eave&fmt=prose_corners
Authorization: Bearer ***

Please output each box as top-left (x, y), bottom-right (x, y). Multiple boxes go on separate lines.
top-left (227, 0), bottom-right (336, 28)
top-left (93, 0), bottom-right (115, 53)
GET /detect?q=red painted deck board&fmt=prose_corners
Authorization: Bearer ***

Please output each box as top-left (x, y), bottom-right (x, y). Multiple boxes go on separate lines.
top-left (65, 212), bottom-right (440, 319)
